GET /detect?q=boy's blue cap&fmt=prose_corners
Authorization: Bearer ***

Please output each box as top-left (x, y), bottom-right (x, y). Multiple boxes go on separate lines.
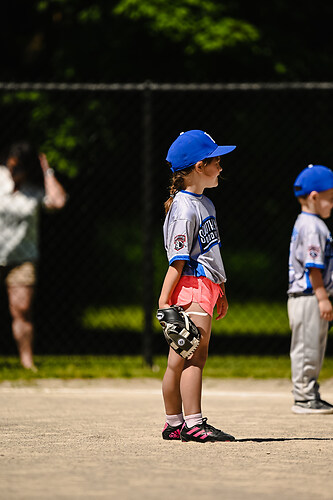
top-left (293, 164), bottom-right (333, 197)
top-left (166, 130), bottom-right (236, 172)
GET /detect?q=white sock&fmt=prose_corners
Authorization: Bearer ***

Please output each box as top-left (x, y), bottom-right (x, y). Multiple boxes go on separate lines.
top-left (185, 412), bottom-right (203, 428)
top-left (166, 413), bottom-right (184, 427)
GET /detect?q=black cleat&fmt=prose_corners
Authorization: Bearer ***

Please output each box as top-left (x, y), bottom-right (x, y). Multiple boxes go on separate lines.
top-left (292, 399), bottom-right (333, 414)
top-left (180, 418), bottom-right (235, 443)
top-left (162, 422), bottom-right (182, 440)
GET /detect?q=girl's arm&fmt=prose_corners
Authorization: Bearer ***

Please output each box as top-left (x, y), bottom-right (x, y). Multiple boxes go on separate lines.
top-left (216, 282), bottom-right (228, 320)
top-left (158, 260), bottom-right (185, 309)
top-left (309, 267), bottom-right (333, 321)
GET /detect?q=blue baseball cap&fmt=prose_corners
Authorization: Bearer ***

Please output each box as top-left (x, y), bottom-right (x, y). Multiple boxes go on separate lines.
top-left (293, 164), bottom-right (333, 197)
top-left (166, 130), bottom-right (236, 172)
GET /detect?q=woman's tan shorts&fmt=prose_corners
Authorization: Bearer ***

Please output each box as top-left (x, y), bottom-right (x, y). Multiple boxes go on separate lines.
top-left (0, 262), bottom-right (37, 287)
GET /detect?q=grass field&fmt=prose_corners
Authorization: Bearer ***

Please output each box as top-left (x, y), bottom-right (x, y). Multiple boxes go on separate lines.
top-left (1, 354), bottom-right (333, 381)
top-left (82, 301), bottom-right (291, 335)
top-left (2, 302), bottom-right (333, 382)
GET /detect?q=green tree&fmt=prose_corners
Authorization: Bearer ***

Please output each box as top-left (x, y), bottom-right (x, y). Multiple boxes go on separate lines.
top-left (1, 1), bottom-right (333, 82)
top-left (113, 0), bottom-right (259, 54)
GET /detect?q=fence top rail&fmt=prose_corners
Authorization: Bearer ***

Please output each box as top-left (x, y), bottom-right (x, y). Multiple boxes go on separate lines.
top-left (0, 81), bottom-right (333, 92)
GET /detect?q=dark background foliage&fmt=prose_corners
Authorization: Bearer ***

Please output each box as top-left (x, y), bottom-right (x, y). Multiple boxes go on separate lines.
top-left (1, 1), bottom-right (333, 357)
top-left (1, 1), bottom-right (333, 84)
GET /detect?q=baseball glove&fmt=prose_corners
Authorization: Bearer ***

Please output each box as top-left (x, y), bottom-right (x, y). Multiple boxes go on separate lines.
top-left (156, 305), bottom-right (200, 359)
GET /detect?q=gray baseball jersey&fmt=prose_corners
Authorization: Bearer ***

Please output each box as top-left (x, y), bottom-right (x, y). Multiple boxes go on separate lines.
top-left (163, 190), bottom-right (226, 284)
top-left (288, 212), bottom-right (333, 295)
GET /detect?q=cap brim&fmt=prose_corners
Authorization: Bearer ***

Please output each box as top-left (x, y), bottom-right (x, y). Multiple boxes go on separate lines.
top-left (206, 145), bottom-right (236, 158)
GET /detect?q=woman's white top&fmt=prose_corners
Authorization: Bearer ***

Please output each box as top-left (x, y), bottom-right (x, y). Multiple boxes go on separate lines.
top-left (0, 165), bottom-right (45, 265)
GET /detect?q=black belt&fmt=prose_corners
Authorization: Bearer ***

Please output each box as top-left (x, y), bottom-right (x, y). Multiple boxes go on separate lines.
top-left (288, 293), bottom-right (314, 298)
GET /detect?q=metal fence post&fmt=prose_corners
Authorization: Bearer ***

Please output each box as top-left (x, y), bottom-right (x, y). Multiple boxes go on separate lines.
top-left (142, 82), bottom-right (153, 366)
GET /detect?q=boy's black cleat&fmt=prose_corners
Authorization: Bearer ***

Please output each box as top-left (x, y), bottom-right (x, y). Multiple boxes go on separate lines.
top-left (180, 417), bottom-right (235, 443)
top-left (162, 422), bottom-right (182, 440)
top-left (292, 399), bottom-right (333, 414)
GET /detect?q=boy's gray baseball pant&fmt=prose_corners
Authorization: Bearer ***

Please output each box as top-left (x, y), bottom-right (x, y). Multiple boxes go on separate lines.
top-left (288, 295), bottom-right (328, 401)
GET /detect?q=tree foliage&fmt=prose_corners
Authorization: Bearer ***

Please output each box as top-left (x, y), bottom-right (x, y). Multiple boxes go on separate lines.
top-left (1, 0), bottom-right (333, 83)
top-left (113, 0), bottom-right (259, 54)
top-left (1, 0), bottom-right (333, 179)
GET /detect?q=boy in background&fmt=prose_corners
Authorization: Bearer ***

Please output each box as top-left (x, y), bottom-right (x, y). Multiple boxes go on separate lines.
top-left (288, 164), bottom-right (333, 414)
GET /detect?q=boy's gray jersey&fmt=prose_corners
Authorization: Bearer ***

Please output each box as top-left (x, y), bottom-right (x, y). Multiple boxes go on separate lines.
top-left (288, 212), bottom-right (333, 296)
top-left (163, 190), bottom-right (226, 284)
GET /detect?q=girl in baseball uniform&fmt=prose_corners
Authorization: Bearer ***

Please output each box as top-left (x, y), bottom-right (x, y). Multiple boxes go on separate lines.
top-left (158, 130), bottom-right (236, 442)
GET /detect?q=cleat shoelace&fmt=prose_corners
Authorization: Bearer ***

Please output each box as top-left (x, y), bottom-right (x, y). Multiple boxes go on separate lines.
top-left (201, 418), bottom-right (221, 433)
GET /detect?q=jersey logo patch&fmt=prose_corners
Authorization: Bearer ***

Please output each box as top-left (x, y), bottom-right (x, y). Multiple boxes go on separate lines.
top-left (174, 235), bottom-right (186, 251)
top-left (308, 245), bottom-right (320, 259)
top-left (198, 216), bottom-right (219, 253)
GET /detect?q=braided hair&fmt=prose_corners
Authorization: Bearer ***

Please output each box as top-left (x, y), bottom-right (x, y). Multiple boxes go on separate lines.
top-left (164, 159), bottom-right (212, 214)
top-left (164, 163), bottom-right (195, 214)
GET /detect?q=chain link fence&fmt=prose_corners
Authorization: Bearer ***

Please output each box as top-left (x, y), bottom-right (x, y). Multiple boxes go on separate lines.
top-left (1, 82), bottom-right (333, 361)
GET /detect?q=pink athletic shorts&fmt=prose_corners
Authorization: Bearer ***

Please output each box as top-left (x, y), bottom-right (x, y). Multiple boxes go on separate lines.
top-left (170, 276), bottom-right (222, 317)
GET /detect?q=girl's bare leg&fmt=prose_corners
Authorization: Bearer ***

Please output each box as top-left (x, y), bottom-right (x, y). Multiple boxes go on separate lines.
top-left (162, 348), bottom-right (185, 415)
top-left (180, 303), bottom-right (212, 416)
top-left (162, 302), bottom-right (212, 416)
top-left (7, 285), bottom-right (35, 369)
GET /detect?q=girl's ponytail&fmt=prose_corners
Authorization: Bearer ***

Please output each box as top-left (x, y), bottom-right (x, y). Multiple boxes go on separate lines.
top-left (164, 164), bottom-right (195, 214)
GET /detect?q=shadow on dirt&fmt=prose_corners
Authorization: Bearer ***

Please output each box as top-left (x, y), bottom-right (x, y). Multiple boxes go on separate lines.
top-left (236, 437), bottom-right (332, 442)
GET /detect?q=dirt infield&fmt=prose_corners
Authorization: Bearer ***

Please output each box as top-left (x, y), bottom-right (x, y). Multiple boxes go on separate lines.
top-left (1, 377), bottom-right (333, 500)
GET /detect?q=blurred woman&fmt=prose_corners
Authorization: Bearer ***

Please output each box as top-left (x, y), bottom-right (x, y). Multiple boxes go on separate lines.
top-left (0, 142), bottom-right (67, 370)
